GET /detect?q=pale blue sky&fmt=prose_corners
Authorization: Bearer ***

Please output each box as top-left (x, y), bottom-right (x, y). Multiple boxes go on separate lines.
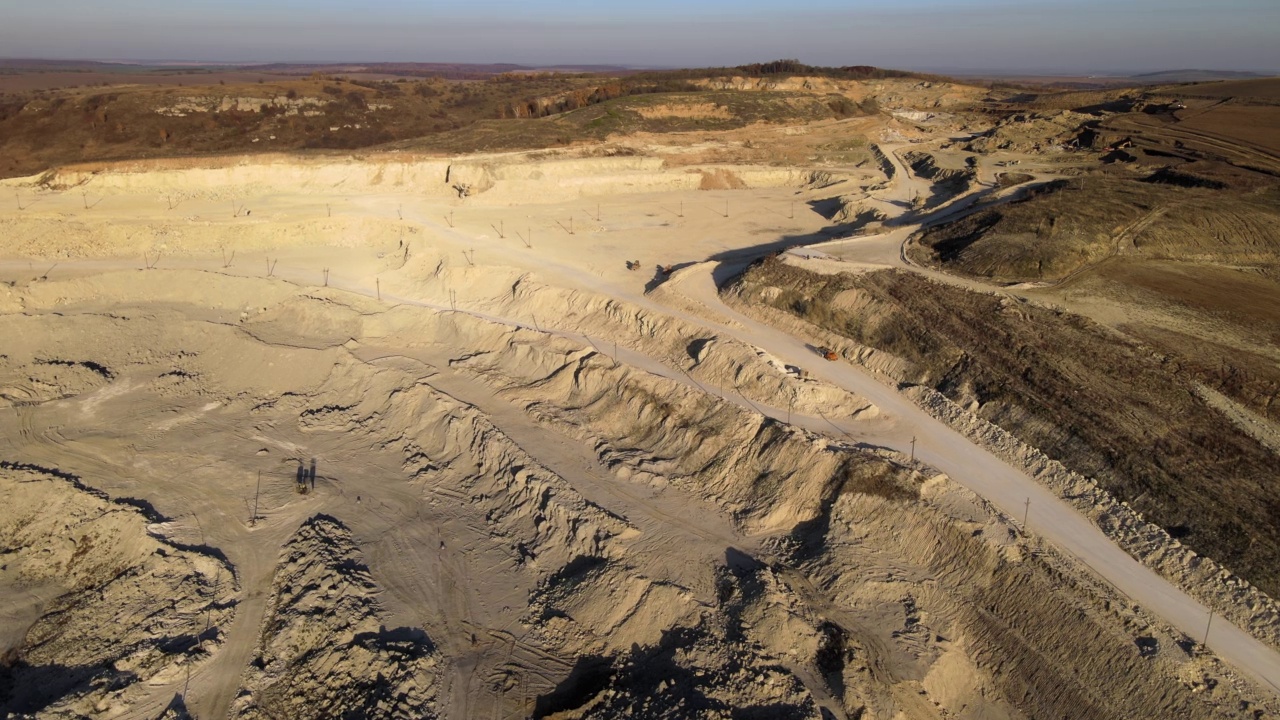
top-left (2, 0), bottom-right (1277, 72)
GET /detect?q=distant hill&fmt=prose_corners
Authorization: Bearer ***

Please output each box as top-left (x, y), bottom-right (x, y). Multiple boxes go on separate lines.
top-left (243, 62), bottom-right (636, 80)
top-left (1128, 69), bottom-right (1270, 84)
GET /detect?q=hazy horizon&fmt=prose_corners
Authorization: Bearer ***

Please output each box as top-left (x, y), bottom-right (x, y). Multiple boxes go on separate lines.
top-left (3, 0), bottom-right (1279, 74)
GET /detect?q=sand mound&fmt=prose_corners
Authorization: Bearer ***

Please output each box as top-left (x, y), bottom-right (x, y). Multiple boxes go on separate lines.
top-left (0, 465), bottom-right (235, 719)
top-left (230, 515), bottom-right (440, 720)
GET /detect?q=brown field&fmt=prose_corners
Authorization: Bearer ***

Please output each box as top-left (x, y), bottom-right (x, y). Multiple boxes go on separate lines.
top-left (1155, 77), bottom-right (1280, 100)
top-left (0, 70), bottom-right (291, 93)
top-left (1177, 104), bottom-right (1280, 154)
top-left (1089, 261), bottom-right (1280, 341)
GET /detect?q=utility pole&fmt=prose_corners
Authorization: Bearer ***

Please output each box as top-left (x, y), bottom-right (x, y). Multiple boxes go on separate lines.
top-left (1023, 497), bottom-right (1031, 527)
top-left (787, 394), bottom-right (793, 425)
top-left (910, 435), bottom-right (916, 463)
top-left (252, 471), bottom-right (261, 526)
top-left (376, 278), bottom-right (381, 301)
top-left (1203, 610), bottom-right (1214, 646)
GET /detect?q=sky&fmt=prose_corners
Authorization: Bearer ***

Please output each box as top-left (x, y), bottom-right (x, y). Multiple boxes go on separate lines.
top-left (2, 0), bottom-right (1278, 74)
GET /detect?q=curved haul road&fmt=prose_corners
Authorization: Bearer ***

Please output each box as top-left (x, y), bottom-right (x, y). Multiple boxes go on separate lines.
top-left (667, 265), bottom-right (1280, 697)
top-left (653, 142), bottom-right (1280, 695)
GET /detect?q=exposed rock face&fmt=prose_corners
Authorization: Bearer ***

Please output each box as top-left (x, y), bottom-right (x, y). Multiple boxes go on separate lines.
top-left (230, 515), bottom-right (440, 720)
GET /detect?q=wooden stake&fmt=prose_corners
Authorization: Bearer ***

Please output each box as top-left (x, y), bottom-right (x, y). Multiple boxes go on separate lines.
top-left (252, 471), bottom-right (261, 526)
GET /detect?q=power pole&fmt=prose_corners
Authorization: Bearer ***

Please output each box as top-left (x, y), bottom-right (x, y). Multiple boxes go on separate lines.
top-left (252, 471), bottom-right (261, 526)
top-left (910, 435), bottom-right (916, 463)
top-left (1023, 497), bottom-right (1031, 527)
top-left (1203, 610), bottom-right (1214, 646)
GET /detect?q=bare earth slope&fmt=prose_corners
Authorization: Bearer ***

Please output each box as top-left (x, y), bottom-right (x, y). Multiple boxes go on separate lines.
top-left (231, 515), bottom-right (440, 719)
top-left (728, 260), bottom-right (1280, 598)
top-left (0, 267), bottom-right (1273, 718)
top-left (0, 465), bottom-right (236, 718)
